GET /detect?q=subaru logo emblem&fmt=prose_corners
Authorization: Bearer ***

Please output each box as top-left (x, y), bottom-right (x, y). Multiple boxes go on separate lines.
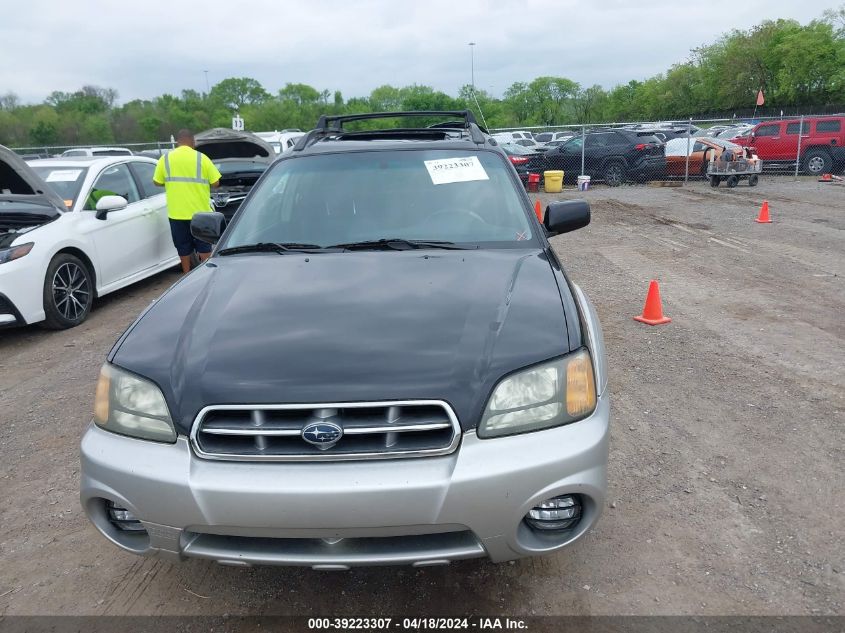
top-left (301, 421), bottom-right (343, 450)
top-left (212, 192), bottom-right (230, 207)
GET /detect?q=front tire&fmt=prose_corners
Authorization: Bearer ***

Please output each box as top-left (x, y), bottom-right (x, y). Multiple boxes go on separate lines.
top-left (41, 254), bottom-right (94, 329)
top-left (726, 175), bottom-right (739, 188)
top-left (748, 174), bottom-right (759, 187)
top-left (803, 149), bottom-right (832, 176)
top-left (710, 176), bottom-right (720, 187)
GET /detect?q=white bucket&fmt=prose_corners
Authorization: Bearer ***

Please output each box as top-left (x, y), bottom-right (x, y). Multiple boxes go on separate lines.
top-left (577, 175), bottom-right (591, 191)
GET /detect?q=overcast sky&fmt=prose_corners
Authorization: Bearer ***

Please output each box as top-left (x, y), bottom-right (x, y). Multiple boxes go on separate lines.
top-left (1, 0), bottom-right (839, 105)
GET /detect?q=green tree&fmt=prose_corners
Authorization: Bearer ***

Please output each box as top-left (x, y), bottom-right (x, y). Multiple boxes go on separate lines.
top-left (28, 107), bottom-right (59, 144)
top-left (774, 21), bottom-right (844, 103)
top-left (279, 83), bottom-right (321, 105)
top-left (210, 77), bottom-right (271, 108)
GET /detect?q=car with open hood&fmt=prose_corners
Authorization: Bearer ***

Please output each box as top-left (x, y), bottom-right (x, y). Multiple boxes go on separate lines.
top-left (195, 128), bottom-right (276, 222)
top-left (0, 145), bottom-right (178, 328)
top-left (80, 111), bottom-right (609, 568)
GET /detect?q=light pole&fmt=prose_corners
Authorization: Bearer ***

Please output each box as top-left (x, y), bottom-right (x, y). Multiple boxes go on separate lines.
top-left (468, 42), bottom-right (476, 93)
top-left (203, 70), bottom-right (210, 94)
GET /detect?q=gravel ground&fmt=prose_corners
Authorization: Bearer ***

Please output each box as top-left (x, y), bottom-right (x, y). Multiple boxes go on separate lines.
top-left (0, 177), bottom-right (842, 617)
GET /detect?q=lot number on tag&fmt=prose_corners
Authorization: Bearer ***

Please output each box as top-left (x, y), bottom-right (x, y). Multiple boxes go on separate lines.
top-left (424, 156), bottom-right (489, 185)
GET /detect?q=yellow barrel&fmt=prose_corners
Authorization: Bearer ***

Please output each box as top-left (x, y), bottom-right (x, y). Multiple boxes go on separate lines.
top-left (544, 170), bottom-right (564, 193)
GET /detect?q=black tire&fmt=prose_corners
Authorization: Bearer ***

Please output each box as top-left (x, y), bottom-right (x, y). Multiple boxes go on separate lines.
top-left (726, 175), bottom-right (739, 188)
top-left (41, 253), bottom-right (94, 329)
top-left (748, 174), bottom-right (759, 187)
top-left (710, 176), bottom-right (720, 187)
top-left (802, 149), bottom-right (832, 176)
top-left (603, 161), bottom-right (625, 187)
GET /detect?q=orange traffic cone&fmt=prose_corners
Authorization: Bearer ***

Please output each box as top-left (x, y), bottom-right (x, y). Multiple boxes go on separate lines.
top-left (755, 200), bottom-right (772, 224)
top-left (534, 199), bottom-right (544, 222)
top-left (634, 280), bottom-right (671, 326)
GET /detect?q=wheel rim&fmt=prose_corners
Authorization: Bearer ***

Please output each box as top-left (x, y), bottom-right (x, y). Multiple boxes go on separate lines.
top-left (605, 165), bottom-right (623, 185)
top-left (52, 262), bottom-right (90, 321)
top-left (807, 156), bottom-right (825, 173)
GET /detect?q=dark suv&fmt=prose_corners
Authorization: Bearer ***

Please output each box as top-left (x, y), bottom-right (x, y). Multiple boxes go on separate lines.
top-left (531, 129), bottom-right (666, 186)
top-left (80, 111), bottom-right (609, 568)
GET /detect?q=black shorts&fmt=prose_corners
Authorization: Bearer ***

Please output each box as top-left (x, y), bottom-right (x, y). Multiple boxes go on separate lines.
top-left (169, 218), bottom-right (212, 257)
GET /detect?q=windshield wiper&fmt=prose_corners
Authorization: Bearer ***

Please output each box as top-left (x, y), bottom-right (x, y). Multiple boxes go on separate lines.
top-left (217, 242), bottom-right (324, 256)
top-left (327, 238), bottom-right (466, 251)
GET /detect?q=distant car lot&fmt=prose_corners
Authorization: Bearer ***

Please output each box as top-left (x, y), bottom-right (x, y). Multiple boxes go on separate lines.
top-left (0, 177), bottom-right (841, 617)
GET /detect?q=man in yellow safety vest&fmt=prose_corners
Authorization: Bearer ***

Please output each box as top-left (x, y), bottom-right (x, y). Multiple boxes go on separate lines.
top-left (153, 129), bottom-right (222, 273)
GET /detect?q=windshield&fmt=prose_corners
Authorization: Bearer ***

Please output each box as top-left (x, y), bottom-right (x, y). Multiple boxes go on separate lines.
top-left (30, 166), bottom-right (88, 209)
top-left (222, 150), bottom-right (534, 250)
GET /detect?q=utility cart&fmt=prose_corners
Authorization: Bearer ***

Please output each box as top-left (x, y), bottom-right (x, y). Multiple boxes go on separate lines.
top-left (707, 148), bottom-right (763, 188)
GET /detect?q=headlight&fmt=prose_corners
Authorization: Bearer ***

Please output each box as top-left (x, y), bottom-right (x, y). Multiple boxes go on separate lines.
top-left (478, 349), bottom-right (596, 439)
top-left (0, 242), bottom-right (34, 264)
top-left (93, 363), bottom-right (176, 443)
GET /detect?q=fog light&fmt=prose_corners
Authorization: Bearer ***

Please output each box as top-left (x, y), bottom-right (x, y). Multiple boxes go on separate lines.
top-left (525, 495), bottom-right (581, 531)
top-left (107, 501), bottom-right (145, 532)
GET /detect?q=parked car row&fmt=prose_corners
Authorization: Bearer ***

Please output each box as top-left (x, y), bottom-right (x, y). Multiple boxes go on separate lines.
top-left (38, 129), bottom-right (304, 161)
top-left (501, 129), bottom-right (667, 186)
top-left (498, 115), bottom-right (845, 185)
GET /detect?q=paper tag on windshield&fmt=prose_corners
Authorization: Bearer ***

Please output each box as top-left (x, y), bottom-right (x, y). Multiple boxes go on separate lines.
top-left (424, 156), bottom-right (489, 185)
top-left (45, 169), bottom-right (82, 182)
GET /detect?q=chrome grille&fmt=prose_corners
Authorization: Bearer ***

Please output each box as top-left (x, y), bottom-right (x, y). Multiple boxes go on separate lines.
top-left (191, 400), bottom-right (461, 461)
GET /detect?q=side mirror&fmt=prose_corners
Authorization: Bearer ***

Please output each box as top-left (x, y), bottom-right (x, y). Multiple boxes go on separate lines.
top-left (544, 200), bottom-right (590, 236)
top-left (94, 195), bottom-right (128, 220)
top-left (191, 211), bottom-right (227, 244)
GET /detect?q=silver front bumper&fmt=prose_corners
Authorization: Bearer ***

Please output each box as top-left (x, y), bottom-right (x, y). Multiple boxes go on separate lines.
top-left (80, 392), bottom-right (609, 567)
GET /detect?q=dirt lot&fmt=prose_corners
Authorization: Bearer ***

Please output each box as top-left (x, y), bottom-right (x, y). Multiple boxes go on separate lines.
top-left (0, 177), bottom-right (842, 617)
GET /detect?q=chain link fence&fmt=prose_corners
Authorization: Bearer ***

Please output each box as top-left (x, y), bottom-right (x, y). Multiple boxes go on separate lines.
top-left (490, 115), bottom-right (845, 189)
top-left (9, 140), bottom-right (175, 159)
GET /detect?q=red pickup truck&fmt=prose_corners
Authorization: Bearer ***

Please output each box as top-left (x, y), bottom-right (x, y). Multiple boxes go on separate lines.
top-left (731, 116), bottom-right (845, 176)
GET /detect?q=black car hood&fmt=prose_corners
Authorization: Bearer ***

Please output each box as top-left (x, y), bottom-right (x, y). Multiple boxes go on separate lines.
top-left (195, 128), bottom-right (275, 163)
top-left (0, 144), bottom-right (67, 212)
top-left (112, 249), bottom-right (573, 433)
top-left (1, 144), bottom-right (65, 246)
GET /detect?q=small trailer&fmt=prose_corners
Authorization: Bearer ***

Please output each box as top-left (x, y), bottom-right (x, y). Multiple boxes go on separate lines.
top-left (707, 148), bottom-right (763, 188)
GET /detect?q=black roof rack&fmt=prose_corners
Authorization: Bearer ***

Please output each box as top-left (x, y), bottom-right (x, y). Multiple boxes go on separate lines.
top-left (293, 110), bottom-right (488, 151)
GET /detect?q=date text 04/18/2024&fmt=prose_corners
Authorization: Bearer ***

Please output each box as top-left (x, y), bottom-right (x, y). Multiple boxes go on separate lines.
top-left (307, 617), bottom-right (528, 630)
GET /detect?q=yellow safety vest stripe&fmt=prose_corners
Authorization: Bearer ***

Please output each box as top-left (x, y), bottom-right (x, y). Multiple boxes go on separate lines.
top-left (164, 151), bottom-right (208, 184)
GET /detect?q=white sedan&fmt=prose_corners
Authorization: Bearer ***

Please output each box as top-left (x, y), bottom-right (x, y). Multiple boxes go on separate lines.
top-left (0, 146), bottom-right (178, 329)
